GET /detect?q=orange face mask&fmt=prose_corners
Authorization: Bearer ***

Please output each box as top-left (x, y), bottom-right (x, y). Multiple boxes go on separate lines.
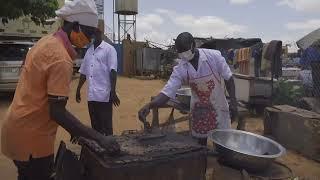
top-left (70, 31), bottom-right (90, 48)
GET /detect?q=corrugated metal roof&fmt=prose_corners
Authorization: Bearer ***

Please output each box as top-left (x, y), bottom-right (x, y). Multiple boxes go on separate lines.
top-left (297, 28), bottom-right (320, 50)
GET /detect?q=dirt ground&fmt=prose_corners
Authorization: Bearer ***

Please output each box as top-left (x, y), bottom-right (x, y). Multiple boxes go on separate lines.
top-left (0, 77), bottom-right (319, 179)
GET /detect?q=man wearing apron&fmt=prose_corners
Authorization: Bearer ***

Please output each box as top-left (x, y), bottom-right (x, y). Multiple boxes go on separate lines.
top-left (138, 32), bottom-right (238, 145)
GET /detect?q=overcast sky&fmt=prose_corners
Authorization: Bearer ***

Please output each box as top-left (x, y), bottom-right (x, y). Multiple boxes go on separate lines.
top-left (104, 0), bottom-right (320, 51)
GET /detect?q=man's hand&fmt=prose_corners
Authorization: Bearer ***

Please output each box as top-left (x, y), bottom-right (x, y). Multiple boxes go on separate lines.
top-left (96, 135), bottom-right (120, 156)
top-left (110, 91), bottom-right (120, 107)
top-left (225, 77), bottom-right (238, 123)
top-left (76, 74), bottom-right (86, 103)
top-left (76, 89), bottom-right (81, 103)
top-left (229, 99), bottom-right (238, 123)
top-left (138, 104), bottom-right (151, 123)
top-left (138, 104), bottom-right (152, 131)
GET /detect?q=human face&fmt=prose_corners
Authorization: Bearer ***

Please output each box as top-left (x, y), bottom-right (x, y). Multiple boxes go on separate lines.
top-left (177, 43), bottom-right (195, 61)
top-left (70, 24), bottom-right (95, 48)
top-left (80, 25), bottom-right (96, 40)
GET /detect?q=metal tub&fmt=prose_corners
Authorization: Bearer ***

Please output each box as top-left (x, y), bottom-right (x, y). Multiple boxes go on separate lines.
top-left (176, 88), bottom-right (191, 108)
top-left (209, 129), bottom-right (286, 172)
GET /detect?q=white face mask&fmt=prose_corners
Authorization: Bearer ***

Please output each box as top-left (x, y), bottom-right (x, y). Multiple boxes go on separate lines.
top-left (178, 49), bottom-right (195, 61)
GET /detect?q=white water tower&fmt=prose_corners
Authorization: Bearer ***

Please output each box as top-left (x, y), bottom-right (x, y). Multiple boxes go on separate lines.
top-left (113, 0), bottom-right (138, 43)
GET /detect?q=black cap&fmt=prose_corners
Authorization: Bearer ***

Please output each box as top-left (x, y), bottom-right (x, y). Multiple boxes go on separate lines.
top-left (175, 32), bottom-right (194, 53)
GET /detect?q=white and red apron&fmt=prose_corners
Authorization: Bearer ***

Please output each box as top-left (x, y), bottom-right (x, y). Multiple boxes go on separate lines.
top-left (187, 50), bottom-right (231, 138)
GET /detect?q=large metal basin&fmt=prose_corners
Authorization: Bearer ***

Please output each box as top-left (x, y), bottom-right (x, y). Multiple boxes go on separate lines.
top-left (176, 88), bottom-right (191, 108)
top-left (209, 129), bottom-right (286, 172)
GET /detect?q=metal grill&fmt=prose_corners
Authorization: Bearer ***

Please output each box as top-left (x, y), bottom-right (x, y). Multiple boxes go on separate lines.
top-left (111, 133), bottom-right (201, 164)
top-left (0, 66), bottom-right (20, 73)
top-left (79, 132), bottom-right (207, 180)
top-left (299, 69), bottom-right (314, 97)
top-left (311, 61), bottom-right (320, 97)
top-left (79, 132), bottom-right (203, 165)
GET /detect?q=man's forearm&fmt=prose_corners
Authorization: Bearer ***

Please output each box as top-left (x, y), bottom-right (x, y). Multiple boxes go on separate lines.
top-left (148, 93), bottom-right (170, 109)
top-left (64, 110), bottom-right (99, 140)
top-left (110, 70), bottom-right (117, 92)
top-left (49, 100), bottom-right (100, 141)
top-left (225, 77), bottom-right (237, 101)
top-left (77, 74), bottom-right (86, 91)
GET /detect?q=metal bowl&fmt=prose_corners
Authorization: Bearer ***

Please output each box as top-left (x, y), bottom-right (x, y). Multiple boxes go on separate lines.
top-left (209, 129), bottom-right (286, 172)
top-left (176, 88), bottom-right (191, 108)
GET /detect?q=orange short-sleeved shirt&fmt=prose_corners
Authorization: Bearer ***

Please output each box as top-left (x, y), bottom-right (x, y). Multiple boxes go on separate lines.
top-left (1, 32), bottom-right (74, 161)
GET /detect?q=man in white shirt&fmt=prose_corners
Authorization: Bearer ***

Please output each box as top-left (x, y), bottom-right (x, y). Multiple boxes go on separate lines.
top-left (138, 32), bottom-right (238, 146)
top-left (76, 24), bottom-right (120, 135)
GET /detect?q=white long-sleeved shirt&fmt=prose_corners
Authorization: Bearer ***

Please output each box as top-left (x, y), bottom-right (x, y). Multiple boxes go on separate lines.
top-left (161, 48), bottom-right (232, 99)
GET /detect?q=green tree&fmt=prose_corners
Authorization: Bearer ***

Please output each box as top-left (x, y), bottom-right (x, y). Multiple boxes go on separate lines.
top-left (0, 0), bottom-right (59, 25)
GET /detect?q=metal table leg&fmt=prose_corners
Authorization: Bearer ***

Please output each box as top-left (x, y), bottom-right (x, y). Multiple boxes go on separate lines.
top-left (152, 108), bottom-right (160, 128)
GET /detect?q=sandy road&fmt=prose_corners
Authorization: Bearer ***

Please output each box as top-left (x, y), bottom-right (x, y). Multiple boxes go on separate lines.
top-left (0, 77), bottom-right (319, 179)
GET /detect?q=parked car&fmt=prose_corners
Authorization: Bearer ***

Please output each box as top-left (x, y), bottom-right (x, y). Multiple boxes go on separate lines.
top-left (0, 41), bottom-right (34, 92)
top-left (0, 41), bottom-right (87, 92)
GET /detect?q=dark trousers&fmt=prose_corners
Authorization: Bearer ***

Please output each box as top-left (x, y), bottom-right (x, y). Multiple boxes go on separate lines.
top-left (88, 101), bottom-right (113, 135)
top-left (198, 138), bottom-right (208, 146)
top-left (13, 155), bottom-right (54, 180)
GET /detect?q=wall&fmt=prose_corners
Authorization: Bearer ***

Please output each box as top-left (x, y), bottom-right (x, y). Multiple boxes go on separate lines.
top-left (113, 43), bottom-right (123, 74)
top-left (122, 39), bottom-right (148, 76)
top-left (265, 105), bottom-right (320, 162)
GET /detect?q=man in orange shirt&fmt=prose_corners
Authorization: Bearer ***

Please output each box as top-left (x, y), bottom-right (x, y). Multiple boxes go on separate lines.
top-left (1, 0), bottom-right (119, 179)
